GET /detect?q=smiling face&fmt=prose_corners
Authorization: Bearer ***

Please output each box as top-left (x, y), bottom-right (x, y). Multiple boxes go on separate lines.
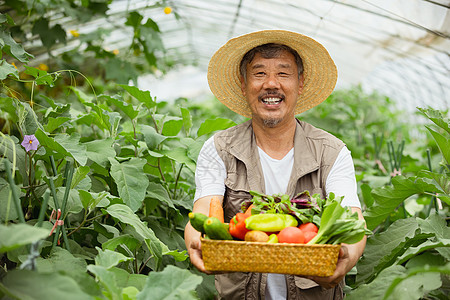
top-left (240, 50), bottom-right (304, 128)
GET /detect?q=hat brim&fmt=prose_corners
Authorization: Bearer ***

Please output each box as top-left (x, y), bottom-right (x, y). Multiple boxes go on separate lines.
top-left (207, 30), bottom-right (338, 118)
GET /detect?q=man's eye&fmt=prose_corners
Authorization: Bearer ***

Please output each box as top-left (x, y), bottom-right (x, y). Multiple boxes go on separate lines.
top-left (255, 72), bottom-right (265, 76)
top-left (279, 72), bottom-right (289, 77)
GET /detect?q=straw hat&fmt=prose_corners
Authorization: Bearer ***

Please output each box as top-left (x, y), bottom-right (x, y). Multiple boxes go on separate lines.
top-left (207, 30), bottom-right (338, 118)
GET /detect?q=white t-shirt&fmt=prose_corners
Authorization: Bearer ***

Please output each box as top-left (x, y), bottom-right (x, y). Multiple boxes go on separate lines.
top-left (194, 135), bottom-right (361, 299)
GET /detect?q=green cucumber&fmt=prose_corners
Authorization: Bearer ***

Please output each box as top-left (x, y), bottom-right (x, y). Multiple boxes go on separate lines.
top-left (189, 212), bottom-right (208, 234)
top-left (203, 217), bottom-right (233, 240)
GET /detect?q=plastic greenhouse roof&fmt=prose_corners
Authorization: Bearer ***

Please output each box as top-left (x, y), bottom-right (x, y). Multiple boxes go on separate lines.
top-left (34, 0), bottom-right (450, 114)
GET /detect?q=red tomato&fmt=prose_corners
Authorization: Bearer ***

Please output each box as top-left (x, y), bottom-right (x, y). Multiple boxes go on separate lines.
top-left (298, 222), bottom-right (318, 233)
top-left (303, 231), bottom-right (317, 243)
top-left (277, 227), bottom-right (305, 244)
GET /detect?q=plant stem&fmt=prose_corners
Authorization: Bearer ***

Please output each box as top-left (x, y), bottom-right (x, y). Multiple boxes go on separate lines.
top-left (425, 149), bottom-right (438, 216)
top-left (36, 192), bottom-right (50, 227)
top-left (4, 160), bottom-right (25, 223)
top-left (48, 177), bottom-right (62, 251)
top-left (172, 164), bottom-right (184, 200)
top-left (138, 254), bottom-right (154, 274)
top-left (157, 158), bottom-right (166, 182)
top-left (61, 162), bottom-right (74, 216)
top-left (49, 155), bottom-right (57, 176)
top-left (67, 212), bottom-right (103, 237)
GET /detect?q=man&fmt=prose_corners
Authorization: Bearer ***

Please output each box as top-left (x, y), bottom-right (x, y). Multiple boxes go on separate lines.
top-left (184, 30), bottom-right (366, 299)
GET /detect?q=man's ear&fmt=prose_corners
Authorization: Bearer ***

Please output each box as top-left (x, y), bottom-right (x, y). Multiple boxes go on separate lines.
top-left (240, 76), bottom-right (246, 96)
top-left (298, 74), bottom-right (305, 94)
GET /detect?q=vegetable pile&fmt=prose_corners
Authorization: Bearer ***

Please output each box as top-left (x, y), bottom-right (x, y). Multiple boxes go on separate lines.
top-left (190, 191), bottom-right (372, 245)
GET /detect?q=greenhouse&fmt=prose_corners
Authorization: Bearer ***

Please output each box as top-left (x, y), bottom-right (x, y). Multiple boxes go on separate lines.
top-left (0, 0), bottom-right (449, 299)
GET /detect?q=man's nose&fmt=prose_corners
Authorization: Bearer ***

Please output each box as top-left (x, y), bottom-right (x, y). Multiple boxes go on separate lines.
top-left (263, 74), bottom-right (280, 89)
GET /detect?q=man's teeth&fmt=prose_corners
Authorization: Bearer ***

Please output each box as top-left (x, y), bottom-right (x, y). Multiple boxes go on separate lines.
top-left (262, 98), bottom-right (282, 104)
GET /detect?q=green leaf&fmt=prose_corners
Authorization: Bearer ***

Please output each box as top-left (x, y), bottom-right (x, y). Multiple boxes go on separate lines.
top-left (418, 107), bottom-right (450, 134)
top-left (44, 117), bottom-right (71, 133)
top-left (0, 134), bottom-right (27, 181)
top-left (36, 247), bottom-right (87, 274)
top-left (0, 270), bottom-right (91, 300)
top-left (102, 235), bottom-right (141, 252)
top-left (106, 204), bottom-right (186, 262)
top-left (102, 94), bottom-right (139, 120)
top-left (307, 195), bottom-right (345, 244)
top-left (136, 265), bottom-right (202, 300)
top-left (79, 190), bottom-right (110, 210)
top-left (141, 125), bottom-right (167, 149)
top-left (417, 213), bottom-right (450, 239)
top-left (0, 223), bottom-right (50, 253)
top-left (0, 31), bottom-right (33, 62)
top-left (125, 11), bottom-right (143, 29)
top-left (162, 117), bottom-right (183, 136)
top-left (417, 214), bottom-right (450, 260)
top-left (109, 267), bottom-right (147, 291)
top-left (425, 125), bottom-right (450, 165)
top-left (35, 130), bottom-right (88, 166)
top-left (383, 264), bottom-right (450, 300)
top-left (120, 84), bottom-right (156, 109)
top-left (87, 265), bottom-right (121, 299)
top-left (32, 18), bottom-right (66, 49)
top-left (355, 218), bottom-right (420, 285)
top-left (396, 238), bottom-right (450, 265)
top-left (71, 166), bottom-right (90, 189)
top-left (0, 97), bottom-right (18, 122)
top-left (346, 265), bottom-right (406, 300)
top-left (0, 59), bottom-right (19, 80)
top-left (84, 138), bottom-right (116, 167)
top-left (360, 183), bottom-right (374, 207)
top-left (18, 101), bottom-right (41, 135)
top-left (180, 107), bottom-right (192, 135)
top-left (418, 171), bottom-right (450, 204)
top-left (94, 247), bottom-right (133, 269)
top-left (123, 286), bottom-right (140, 300)
top-left (24, 66), bottom-right (55, 86)
top-left (53, 133), bottom-right (88, 166)
top-left (180, 137), bottom-right (205, 163)
top-left (197, 118), bottom-right (236, 137)
top-left (68, 86), bottom-right (94, 104)
top-left (364, 176), bottom-right (438, 230)
top-left (81, 103), bottom-right (122, 136)
top-left (54, 187), bottom-right (83, 214)
top-left (406, 252), bottom-right (446, 271)
top-left (159, 147), bottom-right (196, 172)
top-left (0, 177), bottom-right (20, 222)
top-left (146, 182), bottom-right (175, 209)
top-left (105, 57), bottom-right (139, 84)
top-left (108, 158), bottom-right (149, 212)
top-left (93, 221), bottom-right (114, 239)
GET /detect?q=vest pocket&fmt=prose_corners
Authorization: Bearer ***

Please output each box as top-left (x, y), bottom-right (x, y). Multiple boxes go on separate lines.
top-left (215, 272), bottom-right (250, 299)
top-left (223, 186), bottom-right (252, 222)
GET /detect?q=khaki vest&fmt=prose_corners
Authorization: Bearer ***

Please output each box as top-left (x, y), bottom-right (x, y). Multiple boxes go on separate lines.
top-left (213, 119), bottom-right (345, 300)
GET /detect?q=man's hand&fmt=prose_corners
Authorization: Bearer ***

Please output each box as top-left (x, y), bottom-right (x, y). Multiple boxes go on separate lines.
top-left (184, 195), bottom-right (224, 275)
top-left (307, 245), bottom-right (351, 289)
top-left (187, 237), bottom-right (212, 274)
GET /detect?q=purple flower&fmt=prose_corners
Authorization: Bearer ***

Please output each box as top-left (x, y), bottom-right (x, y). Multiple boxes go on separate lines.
top-left (21, 134), bottom-right (40, 152)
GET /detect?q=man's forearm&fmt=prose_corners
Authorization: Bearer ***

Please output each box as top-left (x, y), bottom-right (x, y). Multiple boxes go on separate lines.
top-left (343, 236), bottom-right (367, 272)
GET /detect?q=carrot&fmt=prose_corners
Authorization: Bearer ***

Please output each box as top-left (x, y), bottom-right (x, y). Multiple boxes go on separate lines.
top-left (209, 198), bottom-right (224, 223)
top-left (244, 204), bottom-right (254, 216)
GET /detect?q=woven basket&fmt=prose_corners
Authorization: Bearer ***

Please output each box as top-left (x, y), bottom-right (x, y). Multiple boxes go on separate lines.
top-left (201, 238), bottom-right (340, 276)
